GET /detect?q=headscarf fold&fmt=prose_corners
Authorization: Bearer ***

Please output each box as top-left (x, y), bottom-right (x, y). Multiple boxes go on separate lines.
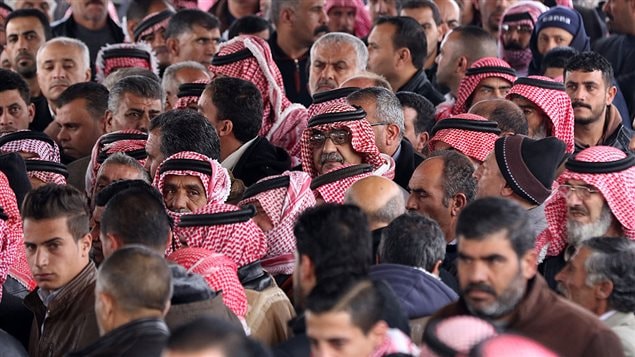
top-left (133, 10), bottom-right (174, 42)
top-left (95, 42), bottom-right (159, 83)
top-left (429, 113), bottom-right (501, 163)
top-left (0, 130), bottom-right (65, 185)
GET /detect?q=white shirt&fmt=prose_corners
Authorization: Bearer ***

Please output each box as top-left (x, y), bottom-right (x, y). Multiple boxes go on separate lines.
top-left (221, 137), bottom-right (258, 171)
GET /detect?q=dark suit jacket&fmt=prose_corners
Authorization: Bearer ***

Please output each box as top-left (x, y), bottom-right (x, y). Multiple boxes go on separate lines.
top-left (233, 137), bottom-right (292, 187)
top-left (393, 139), bottom-right (424, 191)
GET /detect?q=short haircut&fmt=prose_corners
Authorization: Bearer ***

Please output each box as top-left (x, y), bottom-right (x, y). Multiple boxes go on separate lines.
top-left (564, 51), bottom-right (614, 88)
top-left (396, 91), bottom-right (435, 135)
top-left (162, 61), bottom-right (208, 94)
top-left (429, 150), bottom-right (477, 206)
top-left (148, 109), bottom-right (220, 160)
top-left (37, 37), bottom-right (90, 73)
top-left (6, 8), bottom-right (52, 40)
top-left (347, 87), bottom-right (405, 136)
top-left (56, 82), bottom-right (109, 121)
top-left (100, 184), bottom-right (172, 252)
top-left (449, 26), bottom-right (498, 65)
top-left (311, 32), bottom-right (368, 73)
top-left (270, 0), bottom-right (300, 25)
top-left (227, 15), bottom-right (272, 40)
top-left (97, 245), bottom-right (173, 314)
top-left (108, 75), bottom-right (164, 113)
top-left (103, 67), bottom-right (160, 91)
top-left (164, 9), bottom-right (220, 39)
top-left (97, 153), bottom-right (151, 184)
top-left (344, 71), bottom-right (393, 90)
top-left (126, 0), bottom-right (170, 21)
top-left (205, 77), bottom-right (263, 143)
top-left (582, 237), bottom-right (635, 313)
top-left (540, 46), bottom-right (578, 75)
top-left (0, 68), bottom-right (31, 104)
top-left (379, 212), bottom-right (445, 272)
top-left (456, 197), bottom-right (534, 257)
top-left (468, 99), bottom-right (528, 135)
top-left (295, 204), bottom-right (371, 282)
top-left (21, 184), bottom-right (90, 241)
top-left (375, 16), bottom-right (427, 70)
top-left (401, 0), bottom-right (442, 26)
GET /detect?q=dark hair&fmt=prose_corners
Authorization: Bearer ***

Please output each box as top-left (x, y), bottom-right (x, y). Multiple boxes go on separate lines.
top-left (468, 99), bottom-right (528, 135)
top-left (227, 15), bottom-right (272, 40)
top-left (396, 91), bottom-right (435, 134)
top-left (56, 82), bottom-right (109, 121)
top-left (564, 51), bottom-right (614, 88)
top-left (126, 0), bottom-right (169, 21)
top-left (540, 46), bottom-right (578, 75)
top-left (0, 68), bottom-right (31, 104)
top-left (100, 185), bottom-right (172, 253)
top-left (149, 109), bottom-right (220, 160)
top-left (6, 8), bottom-right (52, 40)
top-left (429, 150), bottom-right (476, 206)
top-left (375, 16), bottom-right (427, 70)
top-left (582, 237), bottom-right (635, 313)
top-left (165, 9), bottom-right (220, 39)
top-left (21, 184), bottom-right (90, 241)
top-left (295, 204), bottom-right (371, 282)
top-left (206, 77), bottom-right (263, 143)
top-left (401, 0), bottom-right (442, 26)
top-left (456, 197), bottom-right (534, 257)
top-left (380, 212), bottom-right (445, 271)
top-left (449, 26), bottom-right (498, 63)
top-left (108, 75), bottom-right (163, 113)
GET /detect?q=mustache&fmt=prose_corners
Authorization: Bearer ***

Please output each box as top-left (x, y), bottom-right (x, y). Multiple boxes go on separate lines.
top-left (504, 42), bottom-right (525, 51)
top-left (572, 101), bottom-right (592, 110)
top-left (320, 152), bottom-right (344, 165)
top-left (568, 205), bottom-right (589, 216)
top-left (462, 283), bottom-right (497, 297)
top-left (317, 79), bottom-right (337, 89)
top-left (314, 25), bottom-right (329, 36)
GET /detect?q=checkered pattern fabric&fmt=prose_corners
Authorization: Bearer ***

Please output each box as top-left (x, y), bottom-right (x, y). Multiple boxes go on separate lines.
top-left (325, 0), bottom-right (372, 38)
top-left (134, 10), bottom-right (172, 42)
top-left (0, 130), bottom-right (64, 185)
top-left (498, 2), bottom-right (548, 76)
top-left (313, 163), bottom-right (374, 203)
top-left (429, 113), bottom-right (499, 163)
top-left (95, 42), bottom-right (159, 83)
top-left (174, 79), bottom-right (209, 110)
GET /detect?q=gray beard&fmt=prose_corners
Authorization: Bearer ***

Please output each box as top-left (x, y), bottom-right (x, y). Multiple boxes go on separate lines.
top-left (567, 203), bottom-right (613, 246)
top-left (530, 124), bottom-right (547, 140)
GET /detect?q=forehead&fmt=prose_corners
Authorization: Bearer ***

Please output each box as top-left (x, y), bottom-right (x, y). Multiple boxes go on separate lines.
top-left (328, 5), bottom-right (355, 13)
top-left (119, 92), bottom-right (162, 107)
top-left (99, 163), bottom-right (142, 180)
top-left (164, 173), bottom-right (205, 188)
top-left (23, 216), bottom-right (72, 242)
top-left (411, 157), bottom-right (444, 185)
top-left (401, 7), bottom-right (434, 21)
top-left (370, 23), bottom-right (396, 41)
top-left (57, 98), bottom-right (89, 114)
top-left (458, 229), bottom-right (517, 257)
top-left (174, 67), bottom-right (209, 84)
top-left (39, 43), bottom-right (83, 61)
top-left (306, 310), bottom-right (360, 336)
top-left (538, 27), bottom-right (573, 38)
top-left (6, 15), bottom-right (44, 32)
top-left (180, 24), bottom-right (216, 38)
top-left (510, 95), bottom-right (538, 108)
top-left (299, 0), bottom-right (325, 8)
top-left (477, 77), bottom-right (512, 88)
top-left (314, 42), bottom-right (357, 61)
top-left (0, 89), bottom-right (27, 106)
top-left (565, 69), bottom-right (605, 83)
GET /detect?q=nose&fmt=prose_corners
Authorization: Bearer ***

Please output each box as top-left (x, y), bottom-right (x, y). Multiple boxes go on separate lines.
top-left (138, 113), bottom-right (150, 132)
top-left (405, 193), bottom-right (417, 211)
top-left (465, 260), bottom-right (489, 284)
top-left (0, 109), bottom-right (13, 127)
top-left (17, 35), bottom-right (28, 51)
top-left (570, 86), bottom-right (586, 102)
top-left (322, 65), bottom-right (335, 80)
top-left (493, 88), bottom-right (508, 99)
top-left (322, 136), bottom-right (338, 153)
top-left (35, 248), bottom-right (48, 268)
top-left (52, 64), bottom-right (66, 79)
top-left (169, 191), bottom-right (189, 212)
top-left (374, 1), bottom-right (385, 14)
top-left (57, 126), bottom-right (69, 142)
top-left (565, 188), bottom-right (583, 206)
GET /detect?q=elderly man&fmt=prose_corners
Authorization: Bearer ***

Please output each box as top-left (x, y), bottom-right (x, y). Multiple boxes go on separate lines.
top-left (556, 237), bottom-right (635, 357)
top-left (133, 9), bottom-right (175, 73)
top-left (308, 32), bottom-right (367, 95)
top-left (431, 197), bottom-right (624, 357)
top-left (0, 69), bottom-right (34, 134)
top-left (498, 2), bottom-right (547, 76)
top-left (165, 9), bottom-right (221, 67)
top-left (105, 75), bottom-right (163, 133)
top-left (161, 61), bottom-right (210, 110)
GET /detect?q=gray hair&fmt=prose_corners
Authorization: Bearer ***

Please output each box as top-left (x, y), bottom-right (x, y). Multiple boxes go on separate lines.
top-left (347, 87), bottom-right (405, 136)
top-left (161, 61), bottom-right (209, 95)
top-left (108, 75), bottom-right (164, 113)
top-left (311, 32), bottom-right (368, 72)
top-left (103, 68), bottom-right (160, 91)
top-left (99, 152), bottom-right (151, 183)
top-left (429, 150), bottom-right (477, 206)
top-left (270, 0), bottom-right (300, 25)
top-left (583, 237), bottom-right (635, 313)
top-left (37, 37), bottom-right (90, 73)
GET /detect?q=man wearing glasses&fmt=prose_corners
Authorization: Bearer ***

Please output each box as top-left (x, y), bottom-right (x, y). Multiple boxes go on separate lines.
top-left (498, 2), bottom-right (547, 76)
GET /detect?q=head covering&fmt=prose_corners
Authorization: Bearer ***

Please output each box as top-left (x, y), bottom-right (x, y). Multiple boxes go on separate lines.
top-left (0, 172), bottom-right (20, 301)
top-left (450, 57), bottom-right (517, 116)
top-left (529, 6), bottom-right (590, 75)
top-left (498, 2), bottom-right (548, 76)
top-left (0, 3), bottom-right (12, 19)
top-left (421, 315), bottom-right (498, 357)
top-left (307, 86), bottom-right (360, 119)
top-left (507, 76), bottom-right (575, 153)
top-left (324, 0), bottom-right (372, 38)
top-left (429, 113), bottom-right (501, 163)
top-left (312, 163), bottom-right (374, 203)
top-left (536, 146), bottom-right (635, 258)
top-left (25, 160), bottom-right (68, 185)
top-left (133, 10), bottom-right (175, 42)
top-left (95, 42), bottom-right (159, 83)
top-left (494, 135), bottom-right (566, 205)
top-left (209, 35), bottom-right (309, 161)
top-left (171, 204), bottom-right (267, 267)
top-left (238, 171), bottom-right (315, 275)
top-left (0, 130), bottom-right (66, 185)
top-left (168, 248), bottom-right (248, 317)
top-left (174, 79), bottom-right (208, 110)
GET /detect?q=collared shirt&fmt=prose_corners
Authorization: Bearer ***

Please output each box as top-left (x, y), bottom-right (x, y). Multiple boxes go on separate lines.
top-left (221, 136), bottom-right (258, 171)
top-left (391, 143), bottom-right (402, 162)
top-left (600, 310), bottom-right (617, 321)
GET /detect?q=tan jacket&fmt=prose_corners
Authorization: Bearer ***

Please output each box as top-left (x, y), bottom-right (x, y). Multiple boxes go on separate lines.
top-left (245, 280), bottom-right (295, 346)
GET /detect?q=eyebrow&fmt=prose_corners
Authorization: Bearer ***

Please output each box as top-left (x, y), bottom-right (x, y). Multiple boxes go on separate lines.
top-left (25, 237), bottom-right (64, 246)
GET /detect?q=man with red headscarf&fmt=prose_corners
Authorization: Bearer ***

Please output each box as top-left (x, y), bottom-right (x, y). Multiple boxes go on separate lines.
top-left (324, 0), bottom-right (371, 37)
top-left (498, 2), bottom-right (547, 76)
top-left (95, 42), bottom-right (159, 83)
top-left (133, 10), bottom-right (175, 73)
top-left (507, 75), bottom-right (575, 153)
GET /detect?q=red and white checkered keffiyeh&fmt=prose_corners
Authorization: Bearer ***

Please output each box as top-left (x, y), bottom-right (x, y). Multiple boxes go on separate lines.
top-left (174, 79), bottom-right (209, 110)
top-left (313, 163), bottom-right (374, 204)
top-left (238, 171), bottom-right (315, 275)
top-left (325, 0), bottom-right (372, 38)
top-left (306, 87), bottom-right (359, 119)
top-left (429, 113), bottom-right (500, 163)
top-left (372, 328), bottom-right (421, 357)
top-left (95, 42), bottom-right (159, 83)
top-left (0, 172), bottom-right (26, 301)
top-left (133, 10), bottom-right (173, 42)
top-left (535, 146), bottom-right (635, 258)
top-left (507, 76), bottom-right (575, 153)
top-left (448, 57), bottom-right (517, 117)
top-left (171, 203), bottom-right (267, 267)
top-left (168, 248), bottom-right (248, 318)
top-left (173, 0), bottom-right (198, 9)
top-left (0, 4), bottom-right (11, 20)
top-left (0, 130), bottom-right (65, 185)
top-left (209, 35), bottom-right (309, 162)
top-left (300, 102), bottom-right (385, 178)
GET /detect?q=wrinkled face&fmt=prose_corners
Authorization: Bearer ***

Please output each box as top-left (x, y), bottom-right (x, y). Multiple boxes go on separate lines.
top-left (310, 127), bottom-right (363, 175)
top-left (145, 128), bottom-right (164, 179)
top-left (401, 6), bottom-right (441, 58)
top-left (458, 230), bottom-right (531, 320)
top-left (537, 27), bottom-right (573, 55)
top-left (309, 42), bottom-right (359, 94)
top-left (107, 92), bottom-right (162, 133)
top-left (347, 97), bottom-right (390, 154)
top-left (367, 23), bottom-right (398, 79)
top-left (0, 89), bottom-right (34, 134)
top-left (368, 0), bottom-right (398, 21)
top-left (474, 151), bottom-right (507, 199)
top-left (92, 162), bottom-right (146, 200)
top-left (510, 95), bottom-right (551, 139)
top-left (5, 16), bottom-right (46, 78)
top-left (602, 0), bottom-right (634, 35)
top-left (173, 25), bottom-right (221, 66)
top-left (563, 179), bottom-right (614, 246)
top-left (327, 6), bottom-right (356, 34)
top-left (501, 22), bottom-right (532, 50)
top-left (140, 27), bottom-right (170, 67)
top-left (435, 31), bottom-right (459, 91)
top-left (469, 77), bottom-right (512, 107)
top-left (306, 311), bottom-right (380, 357)
top-left (162, 174), bottom-right (208, 213)
top-left (70, 0), bottom-right (108, 23)
top-left (290, 0), bottom-right (328, 47)
top-left (437, 0), bottom-right (460, 30)
top-left (37, 43), bottom-right (91, 101)
top-left (24, 216), bottom-right (91, 291)
top-left (166, 67), bottom-right (210, 110)
top-left (555, 246), bottom-right (597, 312)
top-left (56, 98), bottom-right (104, 159)
top-left (565, 70), bottom-right (613, 126)
top-left (477, 0), bottom-right (517, 33)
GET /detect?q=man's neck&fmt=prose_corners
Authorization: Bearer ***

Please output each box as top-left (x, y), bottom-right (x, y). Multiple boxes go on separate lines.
top-left (276, 29), bottom-right (309, 59)
top-left (228, 0), bottom-right (258, 18)
top-left (424, 49), bottom-right (437, 70)
top-left (574, 111), bottom-right (607, 147)
top-left (73, 13), bottom-right (108, 31)
top-left (390, 66), bottom-right (418, 92)
top-left (220, 137), bottom-right (244, 162)
top-left (26, 77), bottom-right (41, 98)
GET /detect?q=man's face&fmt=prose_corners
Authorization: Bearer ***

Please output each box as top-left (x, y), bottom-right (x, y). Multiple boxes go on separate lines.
top-left (401, 6), bottom-right (441, 58)
top-left (140, 27), bottom-right (170, 68)
top-left (171, 25), bottom-right (221, 66)
top-left (24, 216), bottom-right (91, 291)
top-left (15, 1), bottom-right (53, 21)
top-left (56, 98), bottom-right (104, 159)
top-left (510, 95), bottom-right (550, 139)
top-left (0, 89), bottom-right (34, 134)
top-left (555, 246), bottom-right (598, 313)
top-left (501, 22), bottom-right (532, 51)
top-left (327, 6), bottom-right (356, 34)
top-left (310, 126), bottom-right (363, 174)
top-left (347, 96), bottom-right (393, 155)
top-left (457, 230), bottom-right (533, 320)
top-left (563, 179), bottom-right (614, 246)
top-left (476, 0), bottom-right (517, 34)
top-left (306, 310), bottom-right (382, 357)
top-left (367, 23), bottom-right (398, 80)
top-left (436, 0), bottom-right (460, 31)
top-left (290, 0), bottom-right (328, 47)
top-left (1, 49), bottom-right (11, 69)
top-left (37, 43), bottom-right (91, 102)
top-left (309, 42), bottom-right (359, 94)
top-left (469, 77), bottom-right (512, 107)
top-left (145, 129), bottom-right (164, 179)
top-left (106, 92), bottom-right (162, 133)
top-left (90, 205), bottom-right (104, 265)
top-left (93, 163), bottom-right (145, 199)
top-left (69, 0), bottom-right (108, 23)
top-left (474, 151), bottom-right (507, 199)
top-left (536, 27), bottom-right (573, 55)
top-left (368, 0), bottom-right (398, 21)
top-left (435, 31), bottom-right (460, 91)
top-left (162, 174), bottom-right (208, 213)
top-left (165, 67), bottom-right (210, 110)
top-left (565, 70), bottom-right (614, 126)
top-left (5, 16), bottom-right (46, 78)
top-left (603, 0), bottom-right (634, 35)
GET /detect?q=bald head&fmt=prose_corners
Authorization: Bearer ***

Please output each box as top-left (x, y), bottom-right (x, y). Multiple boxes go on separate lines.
top-left (340, 71), bottom-right (393, 91)
top-left (469, 99), bottom-right (528, 136)
top-left (344, 176), bottom-right (404, 230)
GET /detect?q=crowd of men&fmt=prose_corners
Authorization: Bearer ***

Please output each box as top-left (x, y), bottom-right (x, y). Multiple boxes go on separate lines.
top-left (0, 0), bottom-right (634, 356)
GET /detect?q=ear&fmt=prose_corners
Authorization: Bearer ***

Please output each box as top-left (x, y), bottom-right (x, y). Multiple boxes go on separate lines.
top-left (166, 37), bottom-right (179, 57)
top-left (450, 192), bottom-right (467, 217)
top-left (98, 113), bottom-right (108, 133)
top-left (396, 47), bottom-right (411, 67)
top-left (369, 320), bottom-right (389, 350)
top-left (103, 232), bottom-right (122, 255)
top-left (27, 103), bottom-right (35, 124)
top-left (605, 85), bottom-right (617, 106)
top-left (431, 260), bottom-right (442, 276)
top-left (501, 184), bottom-right (514, 198)
top-left (456, 55), bottom-right (468, 74)
top-left (299, 254), bottom-right (316, 292)
top-left (79, 233), bottom-right (92, 256)
top-left (217, 119), bottom-right (234, 137)
top-left (161, 300), bottom-right (172, 317)
top-left (595, 279), bottom-right (614, 301)
top-left (520, 249), bottom-right (538, 279)
top-left (416, 132), bottom-right (429, 153)
top-left (280, 7), bottom-right (294, 24)
top-left (98, 291), bottom-right (115, 326)
top-left (385, 123), bottom-right (400, 144)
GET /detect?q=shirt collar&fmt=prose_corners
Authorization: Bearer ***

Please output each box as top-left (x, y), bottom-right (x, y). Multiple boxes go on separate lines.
top-left (221, 136), bottom-right (258, 171)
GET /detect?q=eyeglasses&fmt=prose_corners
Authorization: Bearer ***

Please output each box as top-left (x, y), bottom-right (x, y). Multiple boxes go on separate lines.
top-left (557, 184), bottom-right (600, 200)
top-left (309, 129), bottom-right (352, 148)
top-left (501, 24), bottom-right (533, 34)
top-left (370, 122), bottom-right (390, 127)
